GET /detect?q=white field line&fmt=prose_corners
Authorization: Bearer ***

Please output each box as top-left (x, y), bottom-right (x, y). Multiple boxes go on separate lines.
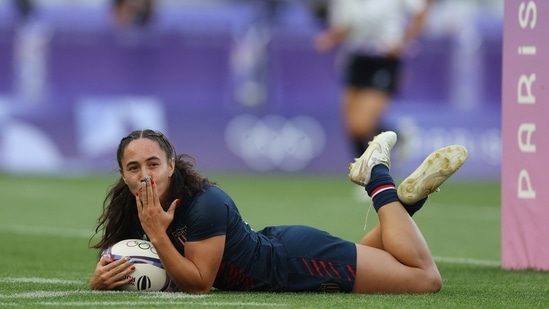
top-left (0, 291), bottom-right (77, 298)
top-left (39, 301), bottom-right (287, 307)
top-left (434, 256), bottom-right (500, 267)
top-left (0, 290), bottom-right (210, 301)
top-left (0, 277), bottom-right (85, 284)
top-left (0, 288), bottom-right (286, 307)
top-left (0, 224), bottom-right (93, 238)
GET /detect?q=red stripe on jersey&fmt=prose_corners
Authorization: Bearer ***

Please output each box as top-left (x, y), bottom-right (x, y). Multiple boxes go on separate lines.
top-left (302, 258), bottom-right (314, 275)
top-left (328, 262), bottom-right (342, 279)
top-left (319, 260), bottom-right (332, 277)
top-left (346, 264), bottom-right (356, 281)
top-left (311, 259), bottom-right (324, 277)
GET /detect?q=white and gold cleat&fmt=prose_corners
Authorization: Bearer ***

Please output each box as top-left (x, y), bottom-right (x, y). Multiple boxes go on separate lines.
top-left (397, 145), bottom-right (468, 205)
top-left (348, 131), bottom-right (397, 187)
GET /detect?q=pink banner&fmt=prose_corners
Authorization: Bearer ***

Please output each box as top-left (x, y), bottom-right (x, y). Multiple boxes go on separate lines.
top-left (501, 0), bottom-right (549, 270)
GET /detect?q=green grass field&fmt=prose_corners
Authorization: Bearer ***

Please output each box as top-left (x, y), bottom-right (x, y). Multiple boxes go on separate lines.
top-left (1, 172), bottom-right (547, 308)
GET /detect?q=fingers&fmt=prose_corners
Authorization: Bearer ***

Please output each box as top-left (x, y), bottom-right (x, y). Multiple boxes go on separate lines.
top-left (135, 180), bottom-right (146, 210)
top-left (91, 256), bottom-right (136, 290)
top-left (141, 177), bottom-right (149, 207)
top-left (137, 177), bottom-right (152, 209)
top-left (111, 261), bottom-right (136, 286)
top-left (167, 199), bottom-right (180, 215)
top-left (107, 257), bottom-right (135, 284)
top-left (147, 177), bottom-right (155, 206)
top-left (135, 189), bottom-right (140, 208)
top-left (101, 255), bottom-right (133, 273)
top-left (99, 254), bottom-right (113, 266)
top-left (137, 177), bottom-right (161, 210)
top-left (135, 177), bottom-right (173, 238)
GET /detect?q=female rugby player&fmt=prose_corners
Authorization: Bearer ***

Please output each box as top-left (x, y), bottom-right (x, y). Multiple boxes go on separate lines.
top-left (90, 129), bottom-right (467, 293)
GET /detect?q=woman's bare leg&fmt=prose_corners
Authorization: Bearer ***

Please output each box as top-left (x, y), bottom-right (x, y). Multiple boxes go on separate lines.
top-left (353, 202), bottom-right (441, 293)
top-left (359, 225), bottom-right (382, 248)
top-left (348, 131), bottom-right (468, 293)
top-left (359, 144), bottom-right (468, 249)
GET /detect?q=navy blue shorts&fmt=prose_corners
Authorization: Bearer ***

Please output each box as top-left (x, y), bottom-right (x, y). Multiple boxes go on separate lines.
top-left (259, 225), bottom-right (357, 293)
top-left (345, 54), bottom-right (402, 94)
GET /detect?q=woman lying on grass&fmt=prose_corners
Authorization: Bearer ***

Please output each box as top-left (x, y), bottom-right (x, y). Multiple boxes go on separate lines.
top-left (90, 129), bottom-right (467, 293)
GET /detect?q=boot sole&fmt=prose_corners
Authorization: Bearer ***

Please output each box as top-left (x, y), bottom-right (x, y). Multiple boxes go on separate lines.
top-left (397, 145), bottom-right (468, 204)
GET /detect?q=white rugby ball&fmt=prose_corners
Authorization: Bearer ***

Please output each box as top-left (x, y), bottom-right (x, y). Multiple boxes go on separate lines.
top-left (102, 239), bottom-right (178, 292)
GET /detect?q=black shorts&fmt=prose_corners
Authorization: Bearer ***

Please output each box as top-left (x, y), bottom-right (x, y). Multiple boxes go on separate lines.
top-left (345, 54), bottom-right (402, 94)
top-left (259, 225), bottom-right (357, 293)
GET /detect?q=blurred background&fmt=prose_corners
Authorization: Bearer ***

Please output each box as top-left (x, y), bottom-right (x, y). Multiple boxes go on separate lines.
top-left (0, 0), bottom-right (502, 180)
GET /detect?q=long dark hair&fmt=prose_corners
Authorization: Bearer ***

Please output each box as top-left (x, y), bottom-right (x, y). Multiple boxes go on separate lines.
top-left (90, 129), bottom-right (215, 254)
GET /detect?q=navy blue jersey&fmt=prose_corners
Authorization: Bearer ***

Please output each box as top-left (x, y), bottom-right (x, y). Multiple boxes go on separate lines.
top-left (167, 185), bottom-right (357, 292)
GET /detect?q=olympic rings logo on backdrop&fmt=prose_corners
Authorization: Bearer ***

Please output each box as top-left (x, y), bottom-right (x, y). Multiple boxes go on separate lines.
top-left (125, 240), bottom-right (158, 255)
top-left (225, 114), bottom-right (326, 171)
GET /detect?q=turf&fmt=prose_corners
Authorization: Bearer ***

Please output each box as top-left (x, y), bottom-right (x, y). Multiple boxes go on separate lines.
top-left (1, 172), bottom-right (547, 308)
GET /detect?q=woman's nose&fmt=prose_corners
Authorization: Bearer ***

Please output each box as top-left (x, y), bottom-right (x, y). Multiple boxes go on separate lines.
top-left (140, 173), bottom-right (150, 182)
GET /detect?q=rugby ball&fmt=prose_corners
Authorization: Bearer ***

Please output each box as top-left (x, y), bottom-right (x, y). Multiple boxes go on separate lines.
top-left (102, 239), bottom-right (178, 292)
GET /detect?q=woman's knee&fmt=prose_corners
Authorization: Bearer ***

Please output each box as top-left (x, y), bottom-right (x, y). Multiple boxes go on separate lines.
top-left (420, 270), bottom-right (442, 293)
